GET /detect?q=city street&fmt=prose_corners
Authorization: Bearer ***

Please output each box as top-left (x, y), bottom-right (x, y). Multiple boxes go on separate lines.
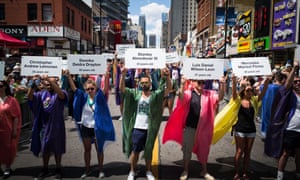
top-left (10, 91), bottom-right (295, 180)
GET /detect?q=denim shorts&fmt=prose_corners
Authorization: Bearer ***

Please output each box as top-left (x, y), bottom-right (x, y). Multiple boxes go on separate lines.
top-left (234, 131), bottom-right (256, 138)
top-left (131, 128), bottom-right (148, 152)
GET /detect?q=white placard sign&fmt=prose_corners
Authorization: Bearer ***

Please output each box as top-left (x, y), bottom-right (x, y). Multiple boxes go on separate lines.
top-left (62, 60), bottom-right (68, 70)
top-left (182, 58), bottom-right (224, 80)
top-left (101, 53), bottom-right (115, 60)
top-left (67, 54), bottom-right (107, 74)
top-left (116, 44), bottom-right (135, 58)
top-left (125, 48), bottom-right (166, 69)
top-left (166, 52), bottom-right (180, 64)
top-left (231, 57), bottom-right (271, 77)
top-left (0, 61), bottom-right (5, 80)
top-left (21, 56), bottom-right (62, 77)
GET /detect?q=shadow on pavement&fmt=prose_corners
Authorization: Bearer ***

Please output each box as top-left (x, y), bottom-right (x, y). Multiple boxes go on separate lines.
top-left (216, 156), bottom-right (295, 180)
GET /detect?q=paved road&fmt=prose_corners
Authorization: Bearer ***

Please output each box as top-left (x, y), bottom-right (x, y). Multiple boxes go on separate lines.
top-left (9, 92), bottom-right (296, 180)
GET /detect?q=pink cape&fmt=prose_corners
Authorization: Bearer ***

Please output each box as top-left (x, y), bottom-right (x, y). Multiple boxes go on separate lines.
top-left (0, 96), bottom-right (22, 165)
top-left (162, 89), bottom-right (218, 163)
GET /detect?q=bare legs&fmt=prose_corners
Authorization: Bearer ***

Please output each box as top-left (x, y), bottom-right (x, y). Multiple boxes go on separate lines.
top-left (234, 136), bottom-right (254, 179)
top-left (82, 137), bottom-right (104, 173)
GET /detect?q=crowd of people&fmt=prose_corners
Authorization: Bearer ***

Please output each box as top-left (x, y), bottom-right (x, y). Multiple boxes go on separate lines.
top-left (0, 56), bottom-right (299, 180)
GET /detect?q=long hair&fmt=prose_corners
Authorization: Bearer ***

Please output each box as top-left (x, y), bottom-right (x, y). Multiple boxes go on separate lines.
top-left (1, 80), bottom-right (13, 96)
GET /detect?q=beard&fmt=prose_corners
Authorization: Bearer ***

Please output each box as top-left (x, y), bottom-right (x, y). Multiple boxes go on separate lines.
top-left (142, 85), bottom-right (150, 91)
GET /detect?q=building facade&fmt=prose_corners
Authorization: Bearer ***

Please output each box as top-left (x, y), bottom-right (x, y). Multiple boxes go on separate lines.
top-left (169, 0), bottom-right (198, 54)
top-left (193, 0), bottom-right (300, 67)
top-left (0, 0), bottom-right (92, 57)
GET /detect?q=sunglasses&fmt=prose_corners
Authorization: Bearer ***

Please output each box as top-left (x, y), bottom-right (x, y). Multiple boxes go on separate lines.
top-left (85, 87), bottom-right (95, 91)
top-left (294, 80), bottom-right (300, 84)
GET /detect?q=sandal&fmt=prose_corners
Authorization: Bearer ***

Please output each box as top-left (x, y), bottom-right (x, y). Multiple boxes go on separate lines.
top-left (243, 174), bottom-right (250, 180)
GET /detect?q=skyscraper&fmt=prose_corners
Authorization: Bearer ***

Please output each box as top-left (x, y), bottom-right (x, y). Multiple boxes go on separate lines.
top-left (149, 34), bottom-right (156, 48)
top-left (139, 15), bottom-right (147, 48)
top-left (169, 0), bottom-right (197, 44)
top-left (161, 13), bottom-right (169, 49)
top-left (96, 0), bottom-right (129, 22)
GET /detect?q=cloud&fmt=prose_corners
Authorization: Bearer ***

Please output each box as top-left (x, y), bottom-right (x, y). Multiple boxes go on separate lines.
top-left (129, 2), bottom-right (169, 38)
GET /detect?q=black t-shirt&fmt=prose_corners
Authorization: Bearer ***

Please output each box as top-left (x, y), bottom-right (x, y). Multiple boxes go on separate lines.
top-left (234, 105), bottom-right (256, 133)
top-left (186, 90), bottom-right (201, 129)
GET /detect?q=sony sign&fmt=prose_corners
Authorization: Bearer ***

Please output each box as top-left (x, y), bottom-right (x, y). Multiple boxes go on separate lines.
top-left (0, 26), bottom-right (27, 37)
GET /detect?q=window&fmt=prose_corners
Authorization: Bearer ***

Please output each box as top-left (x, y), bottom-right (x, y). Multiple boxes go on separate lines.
top-left (27, 3), bottom-right (37, 21)
top-left (42, 4), bottom-right (52, 21)
top-left (81, 16), bottom-right (84, 30)
top-left (84, 18), bottom-right (87, 32)
top-left (0, 4), bottom-right (4, 20)
top-left (88, 21), bottom-right (91, 33)
top-left (71, 10), bottom-right (74, 26)
top-left (66, 7), bottom-right (70, 24)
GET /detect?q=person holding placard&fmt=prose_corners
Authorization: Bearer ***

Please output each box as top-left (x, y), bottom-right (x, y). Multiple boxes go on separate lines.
top-left (0, 80), bottom-right (22, 179)
top-left (162, 76), bottom-right (225, 180)
top-left (231, 75), bottom-right (270, 180)
top-left (265, 62), bottom-right (300, 180)
top-left (260, 71), bottom-right (287, 139)
top-left (27, 75), bottom-right (68, 180)
top-left (65, 66), bottom-right (115, 179)
top-left (120, 66), bottom-right (171, 180)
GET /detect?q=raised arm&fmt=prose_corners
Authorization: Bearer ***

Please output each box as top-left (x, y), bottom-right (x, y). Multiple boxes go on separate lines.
top-left (119, 66), bottom-right (128, 93)
top-left (43, 75), bottom-right (66, 100)
top-left (65, 70), bottom-right (77, 92)
top-left (231, 75), bottom-right (238, 100)
top-left (285, 61), bottom-right (299, 90)
top-left (218, 77), bottom-right (226, 101)
top-left (178, 77), bottom-right (186, 100)
top-left (161, 67), bottom-right (171, 91)
top-left (27, 75), bottom-right (40, 101)
top-left (257, 76), bottom-right (271, 101)
top-left (102, 64), bottom-right (111, 94)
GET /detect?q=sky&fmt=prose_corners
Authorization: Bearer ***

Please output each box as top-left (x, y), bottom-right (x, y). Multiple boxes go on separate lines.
top-left (82, 0), bottom-right (170, 46)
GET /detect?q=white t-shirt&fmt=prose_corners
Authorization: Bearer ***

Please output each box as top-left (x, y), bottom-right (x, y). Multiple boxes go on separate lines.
top-left (134, 95), bottom-right (151, 130)
top-left (287, 94), bottom-right (300, 132)
top-left (81, 101), bottom-right (95, 128)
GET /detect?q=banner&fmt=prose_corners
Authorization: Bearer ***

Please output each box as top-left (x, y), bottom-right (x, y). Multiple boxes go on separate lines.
top-left (272, 0), bottom-right (297, 49)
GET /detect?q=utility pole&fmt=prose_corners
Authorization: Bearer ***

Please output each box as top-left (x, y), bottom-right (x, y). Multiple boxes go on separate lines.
top-left (224, 0), bottom-right (228, 58)
top-left (99, 0), bottom-right (102, 54)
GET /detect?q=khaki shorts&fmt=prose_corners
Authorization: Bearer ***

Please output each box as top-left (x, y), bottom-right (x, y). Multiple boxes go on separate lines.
top-left (182, 127), bottom-right (196, 160)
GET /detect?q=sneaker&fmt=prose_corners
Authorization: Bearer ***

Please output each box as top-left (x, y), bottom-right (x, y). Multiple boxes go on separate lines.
top-left (127, 171), bottom-right (135, 180)
top-left (180, 171), bottom-right (188, 180)
top-left (98, 172), bottom-right (105, 179)
top-left (54, 168), bottom-right (62, 180)
top-left (36, 168), bottom-right (49, 179)
top-left (146, 171), bottom-right (155, 180)
top-left (204, 173), bottom-right (215, 180)
top-left (81, 170), bottom-right (91, 179)
top-left (3, 168), bottom-right (12, 179)
top-left (118, 116), bottom-right (123, 121)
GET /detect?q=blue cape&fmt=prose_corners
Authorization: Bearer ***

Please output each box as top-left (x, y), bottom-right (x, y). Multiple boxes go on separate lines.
top-left (73, 89), bottom-right (115, 152)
